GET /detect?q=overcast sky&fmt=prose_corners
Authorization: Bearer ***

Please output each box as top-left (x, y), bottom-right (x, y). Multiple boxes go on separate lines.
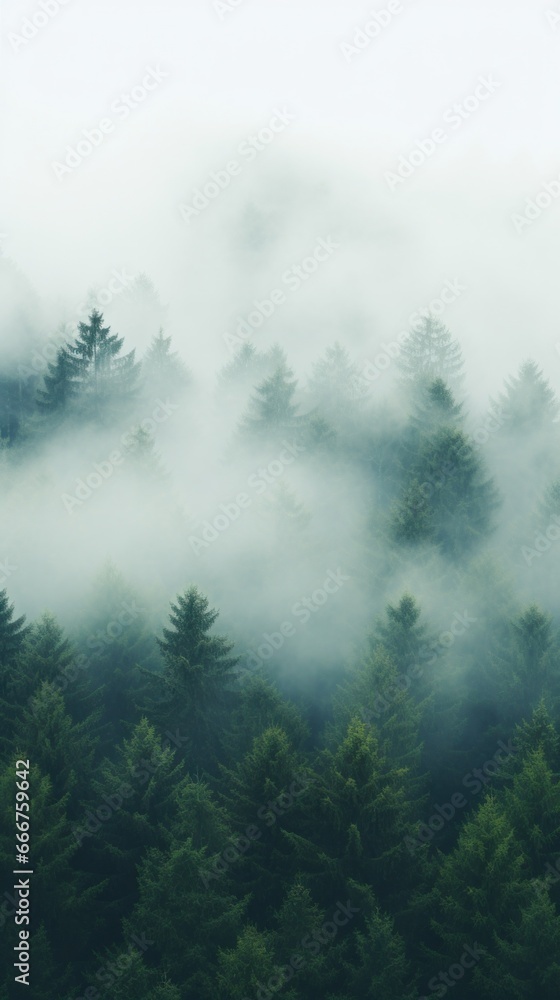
top-left (2, 0), bottom-right (560, 399)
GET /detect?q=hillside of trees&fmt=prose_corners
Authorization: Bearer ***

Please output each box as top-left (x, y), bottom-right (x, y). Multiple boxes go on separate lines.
top-left (1, 296), bottom-right (560, 999)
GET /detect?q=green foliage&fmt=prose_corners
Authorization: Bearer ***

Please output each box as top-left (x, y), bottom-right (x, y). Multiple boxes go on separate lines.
top-left (392, 426), bottom-right (500, 554)
top-left (38, 310), bottom-right (140, 421)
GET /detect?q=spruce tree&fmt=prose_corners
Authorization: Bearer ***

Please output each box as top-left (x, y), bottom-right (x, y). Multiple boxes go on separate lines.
top-left (141, 329), bottom-right (190, 403)
top-left (239, 360), bottom-right (303, 443)
top-left (410, 376), bottom-right (463, 436)
top-left (145, 587), bottom-right (239, 768)
top-left (306, 341), bottom-right (362, 419)
top-left (397, 315), bottom-right (464, 391)
top-left (36, 344), bottom-right (81, 414)
top-left (493, 359), bottom-right (559, 432)
top-left (217, 725), bottom-right (311, 916)
top-left (66, 309), bottom-right (140, 418)
top-left (0, 588), bottom-right (29, 664)
top-left (391, 426), bottom-right (500, 555)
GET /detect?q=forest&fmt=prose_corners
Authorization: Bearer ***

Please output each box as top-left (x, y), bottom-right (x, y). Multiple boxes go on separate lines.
top-left (1, 264), bottom-right (560, 1000)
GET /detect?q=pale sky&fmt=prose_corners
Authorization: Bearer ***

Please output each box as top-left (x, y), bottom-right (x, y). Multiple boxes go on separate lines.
top-left (2, 0), bottom-right (560, 399)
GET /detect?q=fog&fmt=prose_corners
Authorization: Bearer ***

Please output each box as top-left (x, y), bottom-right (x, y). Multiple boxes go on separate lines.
top-left (2, 0), bottom-right (560, 696)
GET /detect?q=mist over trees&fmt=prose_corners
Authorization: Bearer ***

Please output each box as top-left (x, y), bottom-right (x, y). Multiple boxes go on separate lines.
top-left (1, 292), bottom-right (560, 998)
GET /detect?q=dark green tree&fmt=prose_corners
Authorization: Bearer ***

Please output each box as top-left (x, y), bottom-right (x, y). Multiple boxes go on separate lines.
top-left (426, 794), bottom-right (560, 999)
top-left (144, 587), bottom-right (239, 769)
top-left (14, 680), bottom-right (98, 811)
top-left (218, 725), bottom-right (311, 917)
top-left (0, 588), bottom-right (29, 664)
top-left (67, 309), bottom-right (140, 418)
top-left (391, 426), bottom-right (500, 555)
top-left (124, 837), bottom-right (245, 996)
top-left (36, 344), bottom-right (81, 414)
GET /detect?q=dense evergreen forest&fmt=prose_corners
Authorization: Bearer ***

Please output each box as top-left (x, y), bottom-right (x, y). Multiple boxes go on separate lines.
top-left (1, 265), bottom-right (560, 999)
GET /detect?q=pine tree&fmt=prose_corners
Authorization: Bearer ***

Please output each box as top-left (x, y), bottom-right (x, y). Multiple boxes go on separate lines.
top-left (215, 925), bottom-right (279, 1000)
top-left (239, 360), bottom-right (303, 443)
top-left (513, 701), bottom-right (560, 768)
top-left (124, 838), bottom-right (245, 996)
top-left (144, 587), bottom-right (239, 768)
top-left (0, 588), bottom-right (30, 664)
top-left (217, 725), bottom-right (311, 916)
top-left (486, 606), bottom-right (560, 725)
top-left (410, 377), bottom-right (464, 437)
top-left (15, 611), bottom-right (98, 735)
top-left (81, 718), bottom-right (184, 930)
top-left (397, 315), bottom-right (464, 391)
top-left (392, 426), bottom-right (500, 555)
top-left (36, 344), bottom-right (81, 414)
top-left (306, 342), bottom-right (362, 420)
top-left (171, 772), bottom-right (234, 854)
top-left (66, 309), bottom-right (140, 419)
top-left (346, 905), bottom-right (418, 999)
top-left (74, 563), bottom-right (160, 738)
top-left (493, 359), bottom-right (559, 432)
top-left (284, 718), bottom-right (417, 910)
top-left (224, 673), bottom-right (309, 761)
top-left (15, 680), bottom-right (98, 811)
top-left (537, 477), bottom-right (560, 523)
top-left (0, 760), bottom-right (106, 988)
top-left (141, 329), bottom-right (190, 403)
top-left (0, 590), bottom-right (31, 749)
top-left (500, 748), bottom-right (560, 874)
top-left (122, 426), bottom-right (168, 484)
top-left (427, 794), bottom-right (560, 999)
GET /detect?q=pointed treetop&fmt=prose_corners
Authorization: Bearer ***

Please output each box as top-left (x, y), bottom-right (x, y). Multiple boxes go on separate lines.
top-left (494, 358), bottom-right (559, 431)
top-left (397, 315), bottom-right (465, 390)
